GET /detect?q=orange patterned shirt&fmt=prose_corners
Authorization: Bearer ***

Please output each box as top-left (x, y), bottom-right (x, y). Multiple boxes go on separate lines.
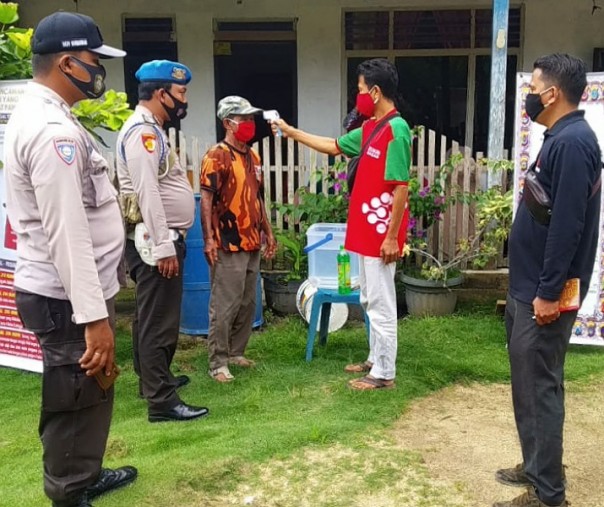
top-left (200, 142), bottom-right (264, 252)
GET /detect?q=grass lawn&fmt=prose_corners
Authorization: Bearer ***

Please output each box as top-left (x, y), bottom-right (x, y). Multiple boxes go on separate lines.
top-left (1, 300), bottom-right (604, 506)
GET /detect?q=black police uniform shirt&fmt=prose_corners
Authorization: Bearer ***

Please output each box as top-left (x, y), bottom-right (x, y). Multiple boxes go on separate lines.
top-left (509, 110), bottom-right (602, 305)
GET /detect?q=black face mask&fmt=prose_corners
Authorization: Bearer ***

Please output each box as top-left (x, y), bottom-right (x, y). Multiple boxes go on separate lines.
top-left (62, 57), bottom-right (106, 99)
top-left (525, 87), bottom-right (553, 123)
top-left (162, 90), bottom-right (188, 123)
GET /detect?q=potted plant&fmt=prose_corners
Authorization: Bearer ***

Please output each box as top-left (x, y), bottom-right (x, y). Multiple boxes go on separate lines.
top-left (401, 156), bottom-right (513, 316)
top-left (263, 164), bottom-right (350, 315)
top-left (262, 229), bottom-right (307, 315)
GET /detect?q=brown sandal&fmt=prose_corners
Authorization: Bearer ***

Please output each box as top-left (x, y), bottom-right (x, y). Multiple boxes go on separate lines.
top-left (229, 356), bottom-right (256, 368)
top-left (348, 375), bottom-right (395, 391)
top-left (344, 361), bottom-right (372, 374)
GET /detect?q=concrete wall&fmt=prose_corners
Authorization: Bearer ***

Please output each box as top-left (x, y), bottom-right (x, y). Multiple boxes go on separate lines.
top-left (522, 0), bottom-right (604, 70)
top-left (19, 0), bottom-right (604, 147)
top-left (19, 0), bottom-right (342, 145)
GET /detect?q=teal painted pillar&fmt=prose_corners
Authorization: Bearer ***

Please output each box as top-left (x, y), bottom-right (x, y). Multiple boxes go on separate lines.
top-left (487, 0), bottom-right (510, 187)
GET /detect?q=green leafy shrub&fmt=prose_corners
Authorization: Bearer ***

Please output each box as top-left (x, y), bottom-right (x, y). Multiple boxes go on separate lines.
top-left (0, 2), bottom-right (32, 79)
top-left (72, 89), bottom-right (134, 145)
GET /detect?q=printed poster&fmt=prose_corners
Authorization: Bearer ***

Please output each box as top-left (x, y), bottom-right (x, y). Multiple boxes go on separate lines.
top-left (513, 72), bottom-right (604, 346)
top-left (0, 79), bottom-right (42, 372)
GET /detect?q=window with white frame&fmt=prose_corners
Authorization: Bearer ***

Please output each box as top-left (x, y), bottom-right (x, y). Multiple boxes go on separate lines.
top-left (344, 8), bottom-right (522, 154)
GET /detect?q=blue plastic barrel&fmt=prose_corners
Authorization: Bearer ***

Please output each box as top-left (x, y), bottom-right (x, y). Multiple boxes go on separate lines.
top-left (180, 194), bottom-right (263, 335)
top-left (180, 194), bottom-right (211, 335)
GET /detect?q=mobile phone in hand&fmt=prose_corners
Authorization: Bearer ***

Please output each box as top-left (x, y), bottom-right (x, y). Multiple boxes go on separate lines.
top-left (94, 363), bottom-right (120, 391)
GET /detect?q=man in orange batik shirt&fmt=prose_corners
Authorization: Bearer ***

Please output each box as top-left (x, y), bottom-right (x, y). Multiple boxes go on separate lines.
top-left (201, 96), bottom-right (277, 383)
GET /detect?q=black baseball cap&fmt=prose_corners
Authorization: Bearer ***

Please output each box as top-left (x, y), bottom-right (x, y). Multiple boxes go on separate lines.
top-left (32, 12), bottom-right (126, 58)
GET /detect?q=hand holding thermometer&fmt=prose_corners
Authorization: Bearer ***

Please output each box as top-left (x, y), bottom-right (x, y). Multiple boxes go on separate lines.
top-left (263, 109), bottom-right (282, 136)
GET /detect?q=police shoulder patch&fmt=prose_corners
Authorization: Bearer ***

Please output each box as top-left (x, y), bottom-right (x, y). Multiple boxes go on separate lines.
top-left (141, 133), bottom-right (157, 153)
top-left (54, 138), bottom-right (77, 165)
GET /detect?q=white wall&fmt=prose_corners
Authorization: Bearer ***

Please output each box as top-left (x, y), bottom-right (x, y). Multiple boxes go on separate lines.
top-left (19, 0), bottom-right (604, 147)
top-left (20, 0), bottom-right (343, 146)
top-left (523, 0), bottom-right (604, 70)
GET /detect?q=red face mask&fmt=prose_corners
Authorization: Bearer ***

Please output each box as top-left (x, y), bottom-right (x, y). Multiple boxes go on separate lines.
top-left (231, 120), bottom-right (256, 143)
top-left (356, 89), bottom-right (377, 118)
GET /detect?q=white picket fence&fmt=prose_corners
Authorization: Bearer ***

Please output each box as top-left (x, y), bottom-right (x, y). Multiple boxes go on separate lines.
top-left (108, 127), bottom-right (512, 266)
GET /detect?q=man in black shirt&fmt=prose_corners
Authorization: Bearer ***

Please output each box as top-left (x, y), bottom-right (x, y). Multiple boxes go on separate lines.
top-left (494, 54), bottom-right (601, 507)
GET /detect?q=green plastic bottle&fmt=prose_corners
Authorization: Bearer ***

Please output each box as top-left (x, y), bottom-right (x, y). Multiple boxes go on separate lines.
top-left (337, 245), bottom-right (351, 294)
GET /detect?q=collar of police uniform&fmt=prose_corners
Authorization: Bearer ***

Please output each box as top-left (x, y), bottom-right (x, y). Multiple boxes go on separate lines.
top-left (135, 104), bottom-right (163, 126)
top-left (28, 82), bottom-right (74, 117)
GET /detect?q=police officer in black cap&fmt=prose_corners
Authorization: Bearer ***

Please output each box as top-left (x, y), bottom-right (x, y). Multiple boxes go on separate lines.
top-left (5, 11), bottom-right (137, 507)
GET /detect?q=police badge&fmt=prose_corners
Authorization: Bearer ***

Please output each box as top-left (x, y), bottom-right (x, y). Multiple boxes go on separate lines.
top-left (172, 67), bottom-right (187, 81)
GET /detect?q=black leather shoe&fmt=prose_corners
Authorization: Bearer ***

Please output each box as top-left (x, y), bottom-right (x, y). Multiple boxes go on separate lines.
top-left (86, 466), bottom-right (138, 500)
top-left (175, 375), bottom-right (190, 389)
top-left (148, 402), bottom-right (209, 422)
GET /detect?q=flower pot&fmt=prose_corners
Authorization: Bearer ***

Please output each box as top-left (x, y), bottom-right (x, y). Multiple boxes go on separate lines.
top-left (400, 273), bottom-right (464, 317)
top-left (262, 272), bottom-right (303, 315)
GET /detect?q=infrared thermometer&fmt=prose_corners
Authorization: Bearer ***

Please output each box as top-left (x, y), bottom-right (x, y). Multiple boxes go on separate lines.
top-left (263, 109), bottom-right (282, 136)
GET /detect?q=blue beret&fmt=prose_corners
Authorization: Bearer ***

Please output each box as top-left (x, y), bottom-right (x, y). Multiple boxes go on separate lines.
top-left (135, 60), bottom-right (192, 84)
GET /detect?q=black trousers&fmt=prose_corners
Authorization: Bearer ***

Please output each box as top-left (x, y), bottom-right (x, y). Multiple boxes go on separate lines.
top-left (505, 294), bottom-right (576, 506)
top-left (125, 239), bottom-right (184, 412)
top-left (16, 292), bottom-right (115, 504)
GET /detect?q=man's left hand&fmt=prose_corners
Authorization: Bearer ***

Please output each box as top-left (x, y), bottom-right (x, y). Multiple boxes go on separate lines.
top-left (263, 235), bottom-right (278, 260)
top-left (532, 297), bottom-right (560, 326)
top-left (380, 237), bottom-right (400, 264)
top-left (157, 255), bottom-right (179, 279)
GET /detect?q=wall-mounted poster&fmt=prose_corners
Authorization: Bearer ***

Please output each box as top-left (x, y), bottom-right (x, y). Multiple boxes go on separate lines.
top-left (0, 79), bottom-right (42, 373)
top-left (514, 72), bottom-right (604, 346)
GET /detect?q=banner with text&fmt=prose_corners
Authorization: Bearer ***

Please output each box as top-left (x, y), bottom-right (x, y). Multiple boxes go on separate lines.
top-left (514, 72), bottom-right (604, 346)
top-left (0, 80), bottom-right (42, 372)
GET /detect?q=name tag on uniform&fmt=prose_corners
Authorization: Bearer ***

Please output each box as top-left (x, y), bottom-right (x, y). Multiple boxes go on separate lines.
top-left (367, 146), bottom-right (381, 159)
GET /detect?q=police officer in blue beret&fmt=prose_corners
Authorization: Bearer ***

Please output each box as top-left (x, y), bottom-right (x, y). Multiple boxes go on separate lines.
top-left (116, 60), bottom-right (209, 423)
top-left (134, 60), bottom-right (192, 121)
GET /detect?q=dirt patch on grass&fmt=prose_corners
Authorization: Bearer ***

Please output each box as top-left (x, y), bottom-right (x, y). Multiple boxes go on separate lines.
top-left (193, 444), bottom-right (470, 507)
top-left (170, 381), bottom-right (602, 507)
top-left (391, 381), bottom-right (604, 507)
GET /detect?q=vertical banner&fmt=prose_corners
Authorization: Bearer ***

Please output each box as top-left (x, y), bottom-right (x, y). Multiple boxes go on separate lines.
top-left (513, 72), bottom-right (604, 347)
top-left (0, 79), bottom-right (42, 372)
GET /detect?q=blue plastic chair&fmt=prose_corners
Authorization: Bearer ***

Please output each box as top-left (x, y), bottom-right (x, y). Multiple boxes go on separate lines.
top-left (305, 287), bottom-right (369, 361)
